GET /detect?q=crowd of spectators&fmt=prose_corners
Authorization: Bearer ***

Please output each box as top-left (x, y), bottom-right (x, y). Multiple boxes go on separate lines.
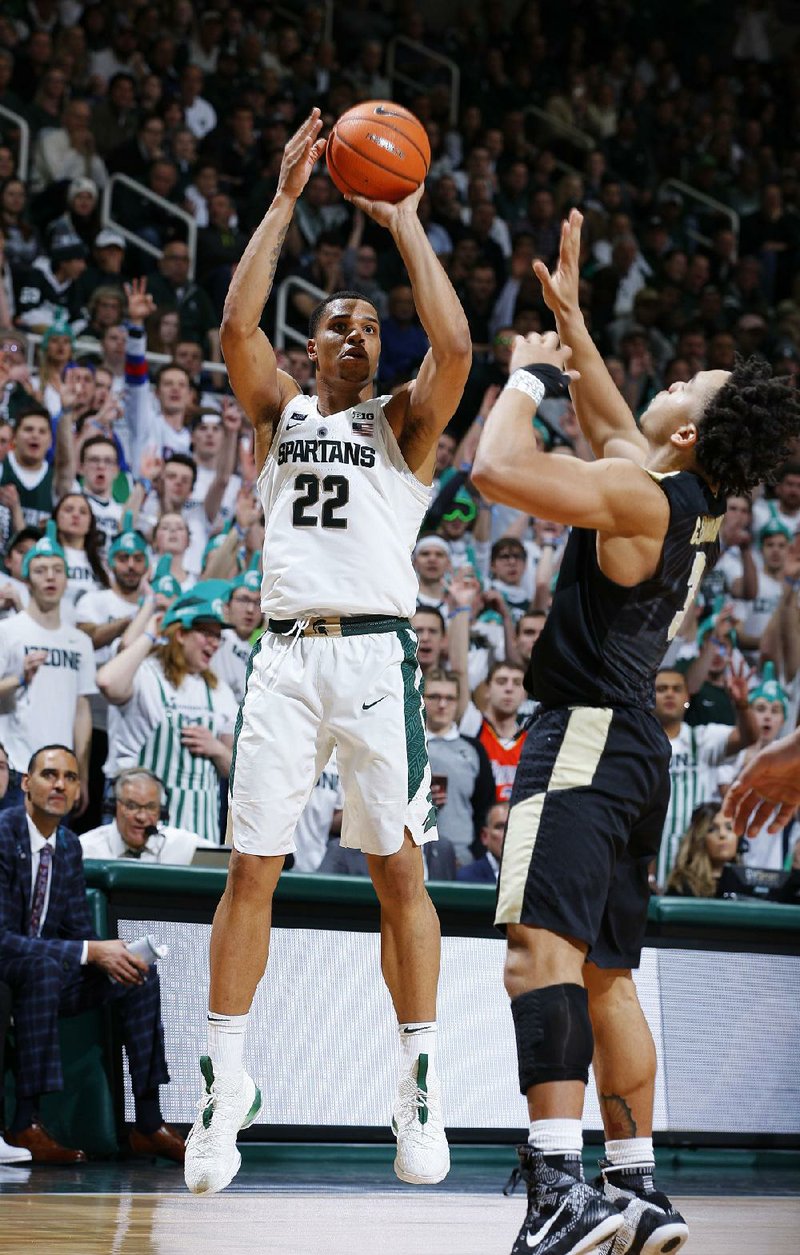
top-left (0, 0), bottom-right (798, 892)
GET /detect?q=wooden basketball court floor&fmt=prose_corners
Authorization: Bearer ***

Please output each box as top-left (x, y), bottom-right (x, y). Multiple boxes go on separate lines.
top-left (0, 1151), bottom-right (798, 1254)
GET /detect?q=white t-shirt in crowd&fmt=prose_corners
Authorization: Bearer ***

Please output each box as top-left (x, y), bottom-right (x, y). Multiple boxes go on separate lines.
top-left (738, 570), bottom-right (783, 645)
top-left (751, 498), bottom-right (800, 538)
top-left (75, 587), bottom-right (139, 730)
top-left (292, 752), bottom-right (344, 873)
top-left (61, 546), bottom-right (105, 625)
top-left (0, 610), bottom-right (97, 770)
top-left (85, 493), bottom-right (123, 549)
top-left (189, 465), bottom-right (241, 531)
top-left (212, 631), bottom-right (252, 707)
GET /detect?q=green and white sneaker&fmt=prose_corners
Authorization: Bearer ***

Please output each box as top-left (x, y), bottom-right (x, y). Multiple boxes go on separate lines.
top-left (184, 1056), bottom-right (262, 1195)
top-left (391, 1053), bottom-right (450, 1185)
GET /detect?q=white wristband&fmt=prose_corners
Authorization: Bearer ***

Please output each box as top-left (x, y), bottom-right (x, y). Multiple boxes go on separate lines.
top-left (505, 369), bottom-right (545, 409)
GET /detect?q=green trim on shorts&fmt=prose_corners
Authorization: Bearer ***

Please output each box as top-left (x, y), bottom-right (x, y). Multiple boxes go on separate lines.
top-left (397, 627), bottom-right (428, 806)
top-left (228, 635), bottom-right (263, 795)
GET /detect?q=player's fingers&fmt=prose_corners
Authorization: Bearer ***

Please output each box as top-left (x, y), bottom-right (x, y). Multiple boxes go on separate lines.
top-left (745, 797), bottom-right (779, 838)
top-left (531, 259), bottom-right (551, 288)
top-left (542, 330), bottom-right (560, 348)
top-left (768, 802), bottom-right (799, 833)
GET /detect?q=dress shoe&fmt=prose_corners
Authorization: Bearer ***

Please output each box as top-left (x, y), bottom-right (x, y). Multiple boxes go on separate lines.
top-left (129, 1123), bottom-right (185, 1163)
top-left (5, 1122), bottom-right (86, 1164)
top-left (0, 1134), bottom-right (32, 1164)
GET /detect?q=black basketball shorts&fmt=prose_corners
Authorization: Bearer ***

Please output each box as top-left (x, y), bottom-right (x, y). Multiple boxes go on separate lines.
top-left (495, 704), bottom-right (671, 969)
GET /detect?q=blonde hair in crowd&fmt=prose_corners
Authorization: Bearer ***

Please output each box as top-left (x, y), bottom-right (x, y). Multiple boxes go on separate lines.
top-left (157, 623), bottom-right (219, 691)
top-left (666, 802), bottom-right (735, 899)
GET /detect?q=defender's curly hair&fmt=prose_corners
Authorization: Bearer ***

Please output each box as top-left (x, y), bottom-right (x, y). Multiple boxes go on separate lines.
top-left (694, 356), bottom-right (800, 496)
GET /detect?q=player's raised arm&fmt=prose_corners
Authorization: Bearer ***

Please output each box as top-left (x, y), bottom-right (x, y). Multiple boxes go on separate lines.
top-left (472, 332), bottom-right (668, 541)
top-left (346, 184), bottom-right (472, 480)
top-left (534, 209), bottom-right (648, 464)
top-left (220, 109), bottom-right (325, 460)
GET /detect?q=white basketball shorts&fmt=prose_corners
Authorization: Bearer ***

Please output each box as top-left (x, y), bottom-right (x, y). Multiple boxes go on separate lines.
top-left (229, 623), bottom-right (438, 857)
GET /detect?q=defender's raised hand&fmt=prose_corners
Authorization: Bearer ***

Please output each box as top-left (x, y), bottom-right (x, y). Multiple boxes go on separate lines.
top-left (277, 108), bottom-right (327, 200)
top-left (509, 331), bottom-right (580, 381)
top-left (533, 209), bottom-right (583, 317)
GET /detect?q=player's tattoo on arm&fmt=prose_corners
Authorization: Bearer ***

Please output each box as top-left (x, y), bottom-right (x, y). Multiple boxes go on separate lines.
top-left (265, 222), bottom-right (290, 293)
top-left (600, 1093), bottom-right (637, 1138)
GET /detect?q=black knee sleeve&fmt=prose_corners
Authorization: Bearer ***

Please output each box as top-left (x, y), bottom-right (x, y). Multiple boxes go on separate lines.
top-left (510, 983), bottom-right (593, 1093)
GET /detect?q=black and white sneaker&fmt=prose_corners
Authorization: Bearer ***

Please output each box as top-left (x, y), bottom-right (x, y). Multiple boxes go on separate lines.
top-left (594, 1162), bottom-right (688, 1255)
top-left (505, 1146), bottom-right (623, 1255)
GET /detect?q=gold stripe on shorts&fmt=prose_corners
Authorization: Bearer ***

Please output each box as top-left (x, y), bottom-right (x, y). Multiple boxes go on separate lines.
top-left (495, 707), bottom-right (613, 927)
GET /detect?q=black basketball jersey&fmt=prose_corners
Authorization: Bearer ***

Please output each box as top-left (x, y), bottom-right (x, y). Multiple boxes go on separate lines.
top-left (527, 470), bottom-right (726, 710)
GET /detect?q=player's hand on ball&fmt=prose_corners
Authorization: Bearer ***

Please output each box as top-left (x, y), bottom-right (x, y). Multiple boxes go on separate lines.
top-left (510, 331), bottom-right (579, 381)
top-left (344, 182), bottom-right (424, 232)
top-left (277, 108), bottom-right (327, 200)
top-left (533, 208), bottom-right (583, 316)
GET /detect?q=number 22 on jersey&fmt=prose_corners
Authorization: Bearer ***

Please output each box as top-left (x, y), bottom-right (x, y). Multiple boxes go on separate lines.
top-left (292, 474), bottom-right (350, 529)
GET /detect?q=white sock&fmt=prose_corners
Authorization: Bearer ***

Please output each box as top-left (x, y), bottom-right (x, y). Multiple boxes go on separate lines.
top-left (605, 1137), bottom-right (654, 1170)
top-left (398, 1022), bottom-right (437, 1071)
top-left (529, 1118), bottom-right (584, 1157)
top-left (207, 1010), bottom-right (249, 1076)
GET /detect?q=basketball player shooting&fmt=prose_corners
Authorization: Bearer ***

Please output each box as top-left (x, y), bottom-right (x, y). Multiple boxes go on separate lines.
top-left (184, 108), bottom-right (471, 1195)
top-left (471, 209), bottom-right (800, 1255)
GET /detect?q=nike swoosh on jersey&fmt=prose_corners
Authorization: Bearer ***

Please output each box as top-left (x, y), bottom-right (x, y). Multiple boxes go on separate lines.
top-left (526, 1200), bottom-right (568, 1248)
top-left (285, 418), bottom-right (305, 430)
top-left (362, 696), bottom-right (388, 710)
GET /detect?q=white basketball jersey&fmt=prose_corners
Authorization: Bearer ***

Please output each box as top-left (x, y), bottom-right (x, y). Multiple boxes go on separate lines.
top-left (258, 394), bottom-right (430, 619)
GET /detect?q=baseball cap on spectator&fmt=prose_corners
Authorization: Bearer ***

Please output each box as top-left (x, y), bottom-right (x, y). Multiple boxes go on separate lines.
top-left (67, 177), bottom-right (98, 206)
top-left (94, 228), bottom-right (126, 251)
top-left (191, 409), bottom-right (222, 429)
top-left (21, 521), bottom-right (67, 580)
top-left (49, 232), bottom-right (88, 264)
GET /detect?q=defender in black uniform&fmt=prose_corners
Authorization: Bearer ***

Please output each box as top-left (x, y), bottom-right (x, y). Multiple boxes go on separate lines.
top-left (472, 210), bottom-right (800, 1255)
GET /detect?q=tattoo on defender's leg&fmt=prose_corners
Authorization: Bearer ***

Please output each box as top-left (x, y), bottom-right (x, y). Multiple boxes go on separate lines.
top-left (600, 1093), bottom-right (637, 1139)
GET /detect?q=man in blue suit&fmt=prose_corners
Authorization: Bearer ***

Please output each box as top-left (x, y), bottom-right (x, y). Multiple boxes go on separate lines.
top-left (0, 744), bottom-right (184, 1164)
top-left (456, 802), bottom-right (508, 884)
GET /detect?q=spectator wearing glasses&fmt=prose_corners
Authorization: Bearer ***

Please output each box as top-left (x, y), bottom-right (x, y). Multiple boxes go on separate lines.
top-left (80, 766), bottom-right (215, 864)
top-left (96, 586), bottom-right (237, 843)
top-left (213, 567), bottom-right (263, 706)
top-left (489, 537), bottom-right (530, 622)
top-left (424, 668), bottom-right (495, 867)
top-left (75, 436), bottom-right (125, 549)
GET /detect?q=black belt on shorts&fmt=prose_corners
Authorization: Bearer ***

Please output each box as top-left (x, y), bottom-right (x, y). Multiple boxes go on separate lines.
top-left (268, 614), bottom-right (411, 638)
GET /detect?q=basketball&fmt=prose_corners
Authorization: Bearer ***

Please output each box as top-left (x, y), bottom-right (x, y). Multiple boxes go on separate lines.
top-left (326, 100), bottom-right (431, 204)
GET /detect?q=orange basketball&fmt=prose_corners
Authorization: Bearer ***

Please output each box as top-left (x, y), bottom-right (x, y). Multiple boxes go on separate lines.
top-left (326, 100), bottom-right (431, 204)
